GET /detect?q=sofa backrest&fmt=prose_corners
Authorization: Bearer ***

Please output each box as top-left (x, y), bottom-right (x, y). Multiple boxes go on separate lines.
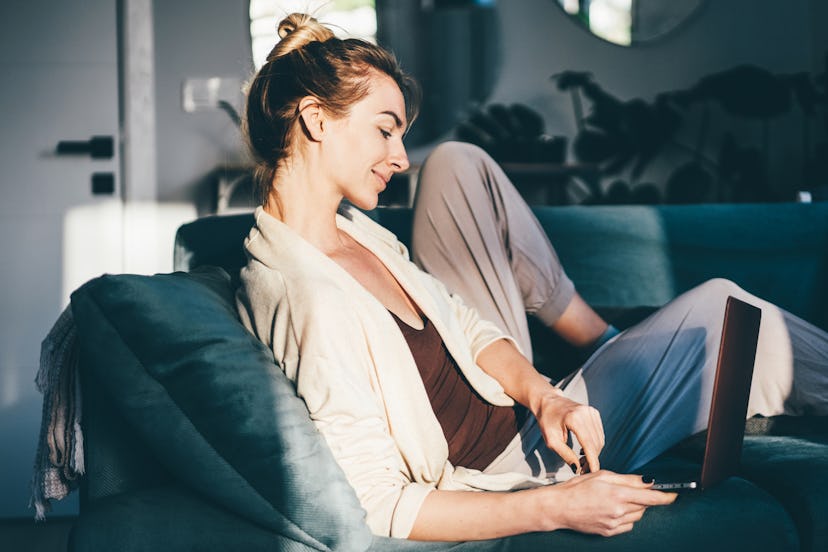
top-left (173, 212), bottom-right (254, 282)
top-left (174, 202), bottom-right (828, 331)
top-left (533, 203), bottom-right (828, 330)
top-left (172, 207), bottom-right (413, 280)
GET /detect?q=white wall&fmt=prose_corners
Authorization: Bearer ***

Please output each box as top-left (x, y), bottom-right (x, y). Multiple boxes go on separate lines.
top-left (153, 0), bottom-right (252, 212)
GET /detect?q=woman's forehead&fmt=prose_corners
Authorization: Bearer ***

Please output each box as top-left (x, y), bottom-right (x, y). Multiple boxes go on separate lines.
top-left (361, 74), bottom-right (407, 124)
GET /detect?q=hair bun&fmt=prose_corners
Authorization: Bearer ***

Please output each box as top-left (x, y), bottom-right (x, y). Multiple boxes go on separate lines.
top-left (276, 13), bottom-right (306, 39)
top-left (268, 13), bottom-right (334, 62)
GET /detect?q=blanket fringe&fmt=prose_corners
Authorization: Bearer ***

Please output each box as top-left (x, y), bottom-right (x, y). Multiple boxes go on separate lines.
top-left (30, 306), bottom-right (83, 520)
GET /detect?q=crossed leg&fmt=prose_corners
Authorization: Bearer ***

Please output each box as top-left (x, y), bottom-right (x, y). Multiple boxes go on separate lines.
top-left (411, 141), bottom-right (828, 475)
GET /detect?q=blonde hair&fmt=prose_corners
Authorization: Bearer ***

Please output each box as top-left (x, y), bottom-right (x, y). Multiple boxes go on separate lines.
top-left (244, 13), bottom-right (420, 204)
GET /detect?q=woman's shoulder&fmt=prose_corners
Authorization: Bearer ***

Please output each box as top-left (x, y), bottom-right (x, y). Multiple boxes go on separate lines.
top-left (240, 254), bottom-right (350, 309)
top-left (245, 207), bottom-right (321, 267)
top-left (238, 256), bottom-right (363, 352)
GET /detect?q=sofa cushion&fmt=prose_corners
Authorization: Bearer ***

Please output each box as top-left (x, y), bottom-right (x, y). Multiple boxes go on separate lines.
top-left (70, 485), bottom-right (303, 552)
top-left (70, 267), bottom-right (372, 551)
top-left (657, 427), bottom-right (828, 552)
top-left (369, 463), bottom-right (799, 551)
top-left (740, 434), bottom-right (828, 552)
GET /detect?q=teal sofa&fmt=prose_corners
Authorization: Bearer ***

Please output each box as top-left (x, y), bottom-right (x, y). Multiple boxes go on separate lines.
top-left (68, 203), bottom-right (828, 551)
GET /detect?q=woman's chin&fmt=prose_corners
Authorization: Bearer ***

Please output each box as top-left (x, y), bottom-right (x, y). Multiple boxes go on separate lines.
top-left (347, 194), bottom-right (380, 211)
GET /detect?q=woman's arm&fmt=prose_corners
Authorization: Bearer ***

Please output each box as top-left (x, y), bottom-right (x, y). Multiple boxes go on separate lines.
top-left (409, 471), bottom-right (676, 541)
top-left (552, 292), bottom-right (611, 347)
top-left (476, 337), bottom-right (604, 472)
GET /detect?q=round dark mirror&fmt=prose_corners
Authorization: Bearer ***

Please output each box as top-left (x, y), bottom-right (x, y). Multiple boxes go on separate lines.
top-left (555, 0), bottom-right (704, 46)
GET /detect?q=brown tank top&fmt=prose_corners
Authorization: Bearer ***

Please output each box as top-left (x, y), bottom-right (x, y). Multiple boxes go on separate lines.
top-left (390, 311), bottom-right (525, 470)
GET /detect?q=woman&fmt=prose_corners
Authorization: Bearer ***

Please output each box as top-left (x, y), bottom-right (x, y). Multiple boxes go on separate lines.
top-left (237, 13), bottom-right (828, 541)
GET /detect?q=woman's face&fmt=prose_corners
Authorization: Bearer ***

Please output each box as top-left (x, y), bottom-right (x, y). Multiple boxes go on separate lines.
top-left (322, 73), bottom-right (410, 210)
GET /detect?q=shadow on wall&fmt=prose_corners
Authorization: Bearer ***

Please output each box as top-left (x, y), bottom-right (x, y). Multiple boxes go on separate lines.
top-left (549, 57), bottom-right (828, 205)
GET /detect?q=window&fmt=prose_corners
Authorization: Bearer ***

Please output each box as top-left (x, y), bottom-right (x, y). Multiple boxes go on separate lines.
top-left (249, 0), bottom-right (377, 70)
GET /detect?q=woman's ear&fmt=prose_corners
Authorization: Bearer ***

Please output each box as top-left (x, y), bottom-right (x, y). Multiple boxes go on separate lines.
top-left (297, 96), bottom-right (326, 141)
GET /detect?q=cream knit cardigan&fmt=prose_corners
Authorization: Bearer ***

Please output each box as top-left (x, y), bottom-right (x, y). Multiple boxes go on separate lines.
top-left (237, 206), bottom-right (548, 538)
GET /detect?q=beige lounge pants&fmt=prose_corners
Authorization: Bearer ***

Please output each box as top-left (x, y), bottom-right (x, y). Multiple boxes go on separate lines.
top-left (411, 141), bottom-right (828, 477)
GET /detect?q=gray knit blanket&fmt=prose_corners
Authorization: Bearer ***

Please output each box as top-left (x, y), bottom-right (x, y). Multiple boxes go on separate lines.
top-left (30, 306), bottom-right (83, 520)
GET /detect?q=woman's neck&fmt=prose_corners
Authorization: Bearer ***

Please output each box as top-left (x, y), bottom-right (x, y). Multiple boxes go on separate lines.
top-left (264, 161), bottom-right (347, 255)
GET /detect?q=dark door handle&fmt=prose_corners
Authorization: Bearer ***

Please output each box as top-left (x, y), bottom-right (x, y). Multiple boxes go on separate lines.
top-left (56, 135), bottom-right (114, 159)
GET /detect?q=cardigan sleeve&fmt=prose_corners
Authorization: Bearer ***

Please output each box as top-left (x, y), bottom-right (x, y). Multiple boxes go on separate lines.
top-left (414, 265), bottom-right (524, 360)
top-left (238, 261), bottom-right (436, 538)
top-left (296, 351), bottom-right (435, 538)
top-left (448, 282), bottom-right (523, 361)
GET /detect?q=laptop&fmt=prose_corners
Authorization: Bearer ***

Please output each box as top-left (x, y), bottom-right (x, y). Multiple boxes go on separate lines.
top-left (650, 295), bottom-right (762, 491)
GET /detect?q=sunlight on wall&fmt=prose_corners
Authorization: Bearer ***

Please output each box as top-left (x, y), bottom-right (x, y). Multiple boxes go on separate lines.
top-left (62, 200), bottom-right (124, 305)
top-left (121, 202), bottom-right (197, 275)
top-left (62, 201), bottom-right (197, 304)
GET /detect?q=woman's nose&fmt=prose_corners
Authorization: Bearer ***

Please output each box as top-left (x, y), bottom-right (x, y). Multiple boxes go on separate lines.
top-left (390, 141), bottom-right (410, 173)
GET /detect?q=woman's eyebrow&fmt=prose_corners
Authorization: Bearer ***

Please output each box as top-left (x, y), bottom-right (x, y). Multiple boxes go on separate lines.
top-left (379, 110), bottom-right (404, 129)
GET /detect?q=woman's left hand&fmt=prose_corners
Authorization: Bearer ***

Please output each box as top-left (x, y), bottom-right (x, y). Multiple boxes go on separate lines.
top-left (475, 338), bottom-right (605, 472)
top-left (530, 390), bottom-right (605, 474)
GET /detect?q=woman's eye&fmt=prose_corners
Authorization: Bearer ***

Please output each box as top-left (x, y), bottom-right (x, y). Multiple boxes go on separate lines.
top-left (379, 129), bottom-right (392, 139)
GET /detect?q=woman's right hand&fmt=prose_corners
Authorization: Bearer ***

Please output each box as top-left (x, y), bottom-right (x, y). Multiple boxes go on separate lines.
top-left (410, 470), bottom-right (676, 541)
top-left (534, 470), bottom-right (677, 537)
